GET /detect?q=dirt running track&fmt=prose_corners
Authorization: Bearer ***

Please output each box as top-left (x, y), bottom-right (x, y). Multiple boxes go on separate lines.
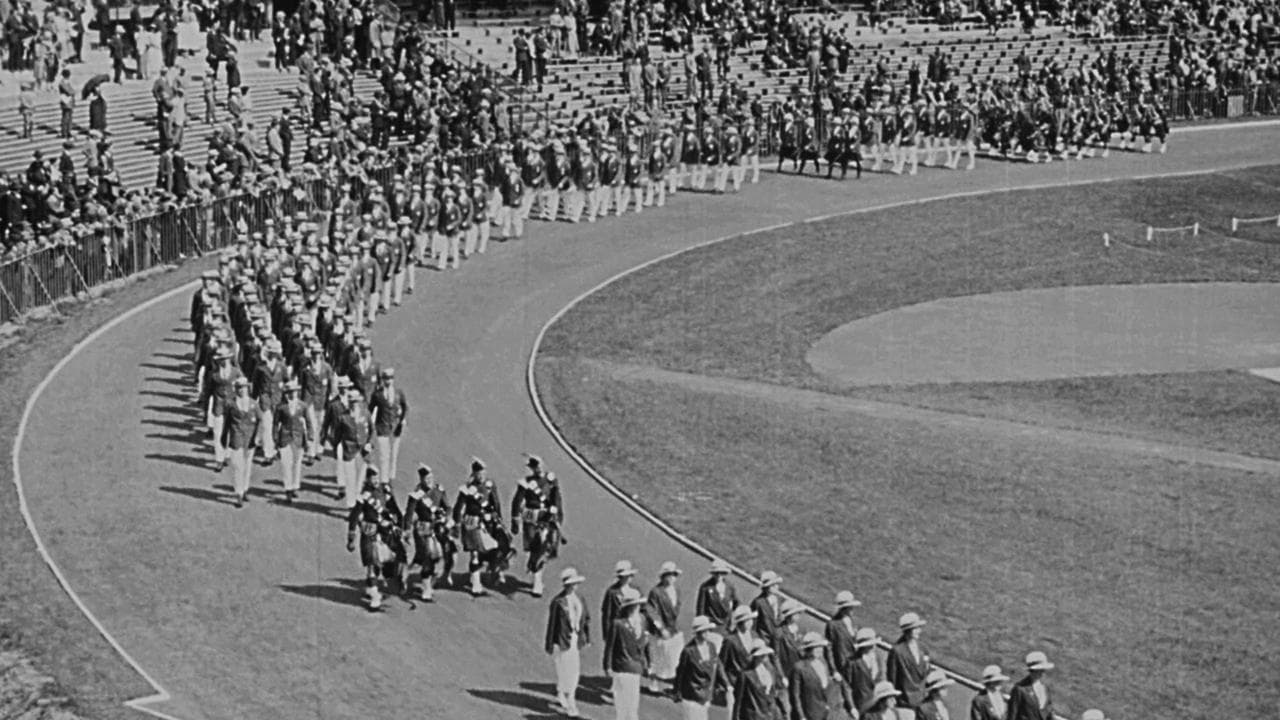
top-left (16, 125), bottom-right (1280, 720)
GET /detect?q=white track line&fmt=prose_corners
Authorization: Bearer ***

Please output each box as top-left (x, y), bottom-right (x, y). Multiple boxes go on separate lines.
top-left (524, 157), bottom-right (1280, 701)
top-left (11, 278), bottom-right (200, 720)
top-left (10, 132), bottom-right (1280, 720)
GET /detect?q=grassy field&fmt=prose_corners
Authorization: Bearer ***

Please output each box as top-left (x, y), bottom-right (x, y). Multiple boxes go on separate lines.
top-left (535, 164), bottom-right (1280, 720)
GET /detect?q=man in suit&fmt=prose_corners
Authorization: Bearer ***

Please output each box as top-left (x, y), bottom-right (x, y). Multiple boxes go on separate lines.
top-left (825, 591), bottom-right (862, 682)
top-left (970, 665), bottom-right (1010, 720)
top-left (1006, 651), bottom-right (1054, 720)
top-left (369, 367), bottom-right (407, 483)
top-left (695, 558), bottom-right (737, 652)
top-left (917, 669), bottom-right (954, 720)
top-left (221, 376), bottom-right (259, 507)
top-left (789, 632), bottom-right (853, 720)
top-left (273, 380), bottom-right (310, 502)
top-left (886, 612), bottom-right (931, 709)
top-left (546, 567), bottom-right (590, 718)
top-left (646, 561), bottom-right (683, 693)
top-left (847, 627), bottom-right (884, 713)
top-left (253, 339), bottom-right (286, 462)
top-left (601, 560), bottom-right (638, 675)
top-left (751, 570), bottom-right (784, 648)
top-left (676, 615), bottom-right (728, 720)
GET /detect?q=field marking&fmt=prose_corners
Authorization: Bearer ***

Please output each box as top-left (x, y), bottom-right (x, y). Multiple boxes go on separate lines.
top-left (1174, 118), bottom-right (1280, 133)
top-left (525, 155), bottom-right (1280, 702)
top-left (585, 359), bottom-right (1280, 476)
top-left (11, 278), bottom-right (201, 720)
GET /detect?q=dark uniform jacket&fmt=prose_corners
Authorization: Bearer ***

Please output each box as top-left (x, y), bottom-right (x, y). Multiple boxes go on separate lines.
top-left (789, 659), bottom-right (852, 720)
top-left (733, 664), bottom-right (785, 720)
top-left (545, 590), bottom-right (591, 652)
top-left (847, 649), bottom-right (885, 714)
top-left (370, 385), bottom-right (407, 436)
top-left (253, 360), bottom-right (286, 412)
top-left (676, 638), bottom-right (728, 704)
top-left (645, 584), bottom-right (680, 637)
top-left (604, 617), bottom-right (650, 675)
top-left (886, 639), bottom-right (930, 708)
top-left (1005, 677), bottom-right (1053, 720)
top-left (695, 577), bottom-right (738, 632)
top-left (824, 616), bottom-right (859, 680)
top-left (752, 593), bottom-right (783, 648)
top-left (273, 398), bottom-right (310, 448)
top-left (221, 397), bottom-right (259, 450)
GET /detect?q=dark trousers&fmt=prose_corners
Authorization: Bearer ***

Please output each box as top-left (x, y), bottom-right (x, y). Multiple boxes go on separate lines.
top-left (60, 107), bottom-right (73, 138)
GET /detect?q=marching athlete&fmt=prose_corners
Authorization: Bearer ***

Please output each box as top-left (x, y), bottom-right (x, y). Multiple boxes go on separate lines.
top-left (222, 376), bottom-right (259, 507)
top-left (718, 125), bottom-right (740, 193)
top-left (273, 379), bottom-right (311, 502)
top-left (510, 455), bottom-right (564, 597)
top-left (646, 561), bottom-right (684, 693)
top-left (369, 367), bottom-right (407, 485)
top-left (402, 464), bottom-right (456, 600)
top-left (546, 567), bottom-right (590, 718)
top-left (675, 615), bottom-right (729, 720)
top-left (345, 468), bottom-right (405, 610)
top-left (452, 459), bottom-right (514, 596)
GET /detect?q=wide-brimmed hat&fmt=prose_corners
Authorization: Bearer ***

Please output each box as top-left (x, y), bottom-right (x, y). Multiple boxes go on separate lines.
top-left (780, 599), bottom-right (804, 620)
top-left (614, 560), bottom-right (637, 578)
top-left (730, 605), bottom-right (754, 625)
top-left (659, 561), bottom-right (681, 577)
top-left (560, 567), bottom-right (585, 585)
top-left (759, 570), bottom-right (781, 588)
top-left (709, 559), bottom-right (732, 575)
top-left (899, 612), bottom-right (926, 631)
top-left (526, 455), bottom-right (543, 469)
top-left (834, 590), bottom-right (862, 609)
top-left (691, 615), bottom-right (716, 633)
top-left (619, 587), bottom-right (645, 607)
top-left (864, 681), bottom-right (900, 712)
top-left (801, 631), bottom-right (829, 651)
top-left (417, 463), bottom-right (432, 477)
top-left (981, 665), bottom-right (1010, 685)
top-left (924, 669), bottom-right (954, 693)
top-left (749, 639), bottom-right (774, 658)
top-left (853, 627), bottom-right (879, 649)
top-left (1025, 651), bottom-right (1054, 671)
top-left (1081, 710), bottom-right (1108, 720)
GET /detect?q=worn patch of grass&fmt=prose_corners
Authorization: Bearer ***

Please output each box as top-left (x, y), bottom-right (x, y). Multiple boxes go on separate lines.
top-left (537, 356), bottom-right (1280, 720)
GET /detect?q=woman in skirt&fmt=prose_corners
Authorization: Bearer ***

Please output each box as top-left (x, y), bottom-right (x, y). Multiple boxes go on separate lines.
top-left (645, 561), bottom-right (684, 694)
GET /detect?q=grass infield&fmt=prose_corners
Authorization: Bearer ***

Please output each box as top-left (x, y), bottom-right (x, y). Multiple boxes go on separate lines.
top-left (535, 164), bottom-right (1280, 720)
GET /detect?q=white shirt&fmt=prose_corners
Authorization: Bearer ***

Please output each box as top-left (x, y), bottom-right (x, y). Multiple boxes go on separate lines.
top-left (755, 664), bottom-right (773, 692)
top-left (908, 639), bottom-right (921, 664)
top-left (664, 584), bottom-right (677, 608)
top-left (1032, 680), bottom-right (1047, 709)
top-left (811, 659), bottom-right (829, 688)
top-left (566, 593), bottom-right (582, 641)
top-left (985, 690), bottom-right (1007, 720)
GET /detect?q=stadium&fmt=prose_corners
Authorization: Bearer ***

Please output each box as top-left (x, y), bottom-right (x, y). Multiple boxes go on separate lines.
top-left (2, 0), bottom-right (1279, 719)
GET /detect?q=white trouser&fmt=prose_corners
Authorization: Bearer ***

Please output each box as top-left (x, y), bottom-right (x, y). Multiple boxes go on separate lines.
top-left (209, 411), bottom-right (226, 463)
top-left (651, 631), bottom-right (684, 680)
top-left (616, 185), bottom-right (630, 216)
top-left (462, 225), bottom-right (478, 256)
top-left (502, 205), bottom-right (524, 238)
top-left (540, 188), bottom-right (559, 220)
top-left (749, 153), bottom-right (760, 183)
top-left (519, 193), bottom-right (536, 221)
top-left (376, 434), bottom-right (400, 481)
top-left (732, 159), bottom-right (746, 190)
top-left (631, 185), bottom-right (644, 213)
top-left (447, 232), bottom-right (460, 268)
top-left (431, 231), bottom-right (448, 267)
top-left (336, 445), bottom-right (359, 508)
top-left (257, 409), bottom-right (275, 458)
top-left (681, 700), bottom-right (710, 720)
top-left (646, 178), bottom-right (666, 206)
top-left (476, 221), bottom-right (490, 252)
top-left (713, 163), bottom-right (728, 192)
top-left (380, 275), bottom-right (392, 309)
top-left (367, 291), bottom-right (378, 320)
top-left (305, 405), bottom-right (321, 458)
top-left (393, 270), bottom-right (404, 304)
top-left (279, 443), bottom-right (303, 491)
top-left (228, 446), bottom-right (252, 496)
top-left (612, 673), bottom-right (641, 720)
top-left (553, 644), bottom-right (581, 701)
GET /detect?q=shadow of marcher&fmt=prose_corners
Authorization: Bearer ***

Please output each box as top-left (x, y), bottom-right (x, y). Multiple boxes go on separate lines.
top-left (467, 688), bottom-right (558, 716)
top-left (146, 452), bottom-right (212, 471)
top-left (279, 579), bottom-right (368, 609)
top-left (158, 484), bottom-right (236, 505)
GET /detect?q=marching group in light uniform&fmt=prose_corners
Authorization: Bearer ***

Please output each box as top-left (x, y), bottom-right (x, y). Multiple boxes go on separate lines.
top-left (771, 86), bottom-right (1171, 180)
top-left (181, 103), bottom-right (1124, 719)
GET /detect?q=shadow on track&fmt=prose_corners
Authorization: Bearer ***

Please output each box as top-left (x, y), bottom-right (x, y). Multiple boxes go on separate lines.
top-left (279, 579), bottom-right (367, 609)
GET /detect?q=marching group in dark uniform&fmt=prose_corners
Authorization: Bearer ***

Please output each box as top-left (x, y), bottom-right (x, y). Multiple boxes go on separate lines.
top-left (772, 80), bottom-right (1170, 180)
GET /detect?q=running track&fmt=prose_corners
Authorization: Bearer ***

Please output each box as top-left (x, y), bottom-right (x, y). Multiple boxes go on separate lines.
top-left (14, 123), bottom-right (1280, 720)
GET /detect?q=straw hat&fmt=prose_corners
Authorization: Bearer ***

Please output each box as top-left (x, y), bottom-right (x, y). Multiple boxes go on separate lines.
top-left (691, 615), bottom-right (716, 633)
top-left (1025, 651), bottom-right (1055, 671)
top-left (853, 627), bottom-right (879, 649)
top-left (864, 681), bottom-right (900, 711)
top-left (800, 632), bottom-right (829, 651)
top-left (981, 665), bottom-right (1010, 685)
top-left (898, 612), bottom-right (927, 631)
top-left (1081, 710), bottom-right (1108, 720)
top-left (709, 559), bottom-right (732, 575)
top-left (924, 669), bottom-right (954, 693)
top-left (758, 571), bottom-right (782, 588)
top-left (658, 561), bottom-right (682, 577)
top-left (614, 560), bottom-right (637, 578)
top-left (560, 567), bottom-right (586, 585)
top-left (779, 599), bottom-right (804, 620)
top-left (749, 639), bottom-right (774, 658)
top-left (834, 590), bottom-right (862, 609)
top-left (730, 605), bottom-right (755, 625)
top-left (619, 587), bottom-right (645, 608)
